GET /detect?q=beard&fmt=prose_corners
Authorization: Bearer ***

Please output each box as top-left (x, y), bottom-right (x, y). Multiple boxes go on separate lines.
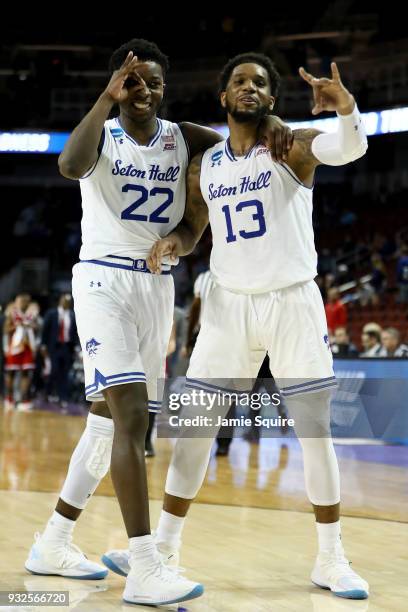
top-left (226, 99), bottom-right (270, 123)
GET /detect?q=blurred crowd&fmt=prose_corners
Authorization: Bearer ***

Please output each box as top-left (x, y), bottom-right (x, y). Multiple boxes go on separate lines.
top-left (2, 262), bottom-right (407, 413)
top-left (1, 292), bottom-right (80, 411)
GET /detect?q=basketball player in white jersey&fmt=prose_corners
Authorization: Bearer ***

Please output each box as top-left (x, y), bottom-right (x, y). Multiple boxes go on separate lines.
top-left (24, 40), bottom-right (292, 606)
top-left (104, 53), bottom-right (369, 600)
top-left (184, 269), bottom-right (214, 355)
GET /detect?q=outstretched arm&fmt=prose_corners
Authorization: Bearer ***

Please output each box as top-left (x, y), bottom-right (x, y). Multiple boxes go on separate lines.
top-left (147, 153), bottom-right (209, 274)
top-left (287, 62), bottom-right (367, 185)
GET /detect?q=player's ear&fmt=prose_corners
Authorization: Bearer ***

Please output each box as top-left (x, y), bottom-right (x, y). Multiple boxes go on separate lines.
top-left (269, 96), bottom-right (275, 111)
top-left (220, 91), bottom-right (227, 109)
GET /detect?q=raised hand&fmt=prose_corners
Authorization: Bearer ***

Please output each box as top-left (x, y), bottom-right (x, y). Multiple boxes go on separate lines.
top-left (103, 51), bottom-right (141, 104)
top-left (299, 62), bottom-right (355, 115)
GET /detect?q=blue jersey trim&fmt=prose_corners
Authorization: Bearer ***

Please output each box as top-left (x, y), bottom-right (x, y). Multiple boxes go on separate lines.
top-left (149, 119), bottom-right (163, 146)
top-left (281, 375), bottom-right (336, 392)
top-left (116, 117), bottom-right (161, 148)
top-left (186, 377), bottom-right (253, 395)
top-left (79, 258), bottom-right (171, 274)
top-left (282, 381), bottom-right (338, 396)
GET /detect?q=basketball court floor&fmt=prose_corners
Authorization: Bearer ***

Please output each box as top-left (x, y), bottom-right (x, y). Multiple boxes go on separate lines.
top-left (1, 405), bottom-right (407, 611)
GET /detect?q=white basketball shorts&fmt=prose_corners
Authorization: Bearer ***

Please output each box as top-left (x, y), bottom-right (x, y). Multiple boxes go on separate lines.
top-left (187, 279), bottom-right (336, 397)
top-left (72, 256), bottom-right (174, 411)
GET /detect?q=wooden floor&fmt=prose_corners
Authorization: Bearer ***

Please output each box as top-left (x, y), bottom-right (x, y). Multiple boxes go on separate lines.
top-left (1, 407), bottom-right (408, 611)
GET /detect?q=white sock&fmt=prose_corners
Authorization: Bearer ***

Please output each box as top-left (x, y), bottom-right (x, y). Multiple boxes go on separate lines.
top-left (156, 510), bottom-right (185, 549)
top-left (129, 535), bottom-right (156, 569)
top-left (316, 520), bottom-right (342, 552)
top-left (42, 511), bottom-right (75, 541)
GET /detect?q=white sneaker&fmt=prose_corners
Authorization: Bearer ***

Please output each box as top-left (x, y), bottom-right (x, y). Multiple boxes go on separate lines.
top-left (25, 532), bottom-right (108, 580)
top-left (311, 543), bottom-right (369, 599)
top-left (102, 535), bottom-right (179, 577)
top-left (123, 550), bottom-right (203, 606)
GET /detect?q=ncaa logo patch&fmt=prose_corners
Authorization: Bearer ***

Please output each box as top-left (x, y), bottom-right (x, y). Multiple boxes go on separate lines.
top-left (211, 150), bottom-right (223, 167)
top-left (110, 127), bottom-right (124, 144)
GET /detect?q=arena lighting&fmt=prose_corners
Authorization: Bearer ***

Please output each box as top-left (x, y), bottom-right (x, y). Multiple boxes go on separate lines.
top-left (1, 107), bottom-right (408, 153)
top-left (212, 107), bottom-right (408, 140)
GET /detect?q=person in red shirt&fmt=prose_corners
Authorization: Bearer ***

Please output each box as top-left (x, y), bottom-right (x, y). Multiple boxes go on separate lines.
top-left (3, 293), bottom-right (39, 411)
top-left (325, 287), bottom-right (347, 335)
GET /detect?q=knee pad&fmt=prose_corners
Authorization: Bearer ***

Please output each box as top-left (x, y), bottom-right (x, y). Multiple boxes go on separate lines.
top-left (285, 389), bottom-right (340, 506)
top-left (60, 413), bottom-right (114, 509)
top-left (165, 436), bottom-right (214, 499)
top-left (86, 435), bottom-right (113, 479)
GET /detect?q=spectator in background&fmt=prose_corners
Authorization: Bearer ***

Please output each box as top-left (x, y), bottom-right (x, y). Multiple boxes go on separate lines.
top-left (325, 287), bottom-right (347, 335)
top-left (3, 293), bottom-right (39, 411)
top-left (360, 330), bottom-right (382, 357)
top-left (396, 244), bottom-right (408, 303)
top-left (363, 322), bottom-right (382, 335)
top-left (324, 273), bottom-right (335, 297)
top-left (379, 328), bottom-right (408, 358)
top-left (370, 253), bottom-right (387, 303)
top-left (318, 248), bottom-right (334, 273)
top-left (41, 294), bottom-right (77, 407)
top-left (354, 279), bottom-right (375, 307)
top-left (331, 327), bottom-right (359, 357)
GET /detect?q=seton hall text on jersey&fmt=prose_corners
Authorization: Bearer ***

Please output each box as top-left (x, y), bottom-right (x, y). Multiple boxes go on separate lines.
top-left (112, 160), bottom-right (180, 182)
top-left (208, 171), bottom-right (271, 200)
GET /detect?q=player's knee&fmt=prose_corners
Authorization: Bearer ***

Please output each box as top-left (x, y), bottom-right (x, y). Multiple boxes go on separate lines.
top-left (104, 383), bottom-right (148, 433)
top-left (86, 436), bottom-right (113, 479)
top-left (109, 394), bottom-right (149, 437)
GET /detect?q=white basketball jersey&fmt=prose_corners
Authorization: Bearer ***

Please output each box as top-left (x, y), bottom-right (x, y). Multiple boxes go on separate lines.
top-left (193, 269), bottom-right (215, 324)
top-left (79, 117), bottom-right (188, 261)
top-left (200, 139), bottom-right (317, 293)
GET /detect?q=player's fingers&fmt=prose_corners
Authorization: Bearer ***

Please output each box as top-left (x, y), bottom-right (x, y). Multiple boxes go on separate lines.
top-left (299, 66), bottom-right (315, 83)
top-left (170, 244), bottom-right (178, 262)
top-left (120, 51), bottom-right (134, 70)
top-left (331, 62), bottom-right (341, 83)
top-left (147, 241), bottom-right (163, 273)
top-left (146, 255), bottom-right (154, 273)
top-left (146, 249), bottom-right (157, 273)
top-left (124, 51), bottom-right (134, 65)
top-left (272, 128), bottom-right (283, 162)
top-left (285, 127), bottom-right (294, 152)
top-left (155, 241), bottom-right (174, 273)
top-left (121, 55), bottom-right (139, 76)
top-left (311, 99), bottom-right (323, 115)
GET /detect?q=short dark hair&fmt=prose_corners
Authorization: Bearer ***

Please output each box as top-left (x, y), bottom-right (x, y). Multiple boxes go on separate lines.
top-left (109, 38), bottom-right (169, 77)
top-left (219, 52), bottom-right (280, 97)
